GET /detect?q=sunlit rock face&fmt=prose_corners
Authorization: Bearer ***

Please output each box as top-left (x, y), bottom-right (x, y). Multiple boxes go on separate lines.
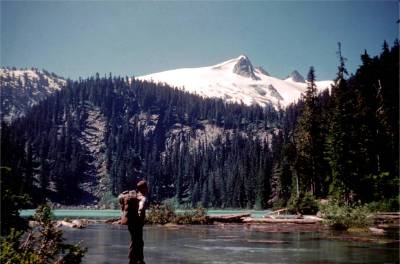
top-left (232, 55), bottom-right (260, 80)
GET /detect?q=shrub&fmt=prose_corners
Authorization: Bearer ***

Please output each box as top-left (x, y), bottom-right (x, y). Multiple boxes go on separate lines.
top-left (320, 200), bottom-right (373, 230)
top-left (146, 204), bottom-right (176, 224)
top-left (146, 204), bottom-right (208, 225)
top-left (0, 204), bottom-right (87, 264)
top-left (288, 192), bottom-right (319, 215)
top-left (173, 206), bottom-right (207, 225)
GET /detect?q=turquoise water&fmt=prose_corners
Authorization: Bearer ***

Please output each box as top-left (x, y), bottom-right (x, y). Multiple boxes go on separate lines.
top-left (20, 209), bottom-right (271, 219)
top-left (20, 209), bottom-right (121, 219)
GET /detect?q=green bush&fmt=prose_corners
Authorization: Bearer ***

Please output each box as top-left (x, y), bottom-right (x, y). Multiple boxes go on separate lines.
top-left (320, 200), bottom-right (373, 230)
top-left (0, 204), bottom-right (87, 264)
top-left (146, 204), bottom-right (208, 225)
top-left (173, 207), bottom-right (207, 225)
top-left (146, 204), bottom-right (176, 224)
top-left (288, 192), bottom-right (319, 215)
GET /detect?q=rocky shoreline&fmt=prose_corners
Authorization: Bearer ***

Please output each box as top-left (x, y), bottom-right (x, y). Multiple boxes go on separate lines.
top-left (29, 211), bottom-right (398, 243)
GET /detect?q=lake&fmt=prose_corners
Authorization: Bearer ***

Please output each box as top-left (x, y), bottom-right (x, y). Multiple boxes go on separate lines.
top-left (20, 209), bottom-right (271, 219)
top-left (62, 224), bottom-right (399, 264)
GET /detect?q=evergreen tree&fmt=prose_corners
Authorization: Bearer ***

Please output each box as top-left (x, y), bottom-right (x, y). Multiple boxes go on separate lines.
top-left (293, 67), bottom-right (319, 196)
top-left (326, 43), bottom-right (355, 201)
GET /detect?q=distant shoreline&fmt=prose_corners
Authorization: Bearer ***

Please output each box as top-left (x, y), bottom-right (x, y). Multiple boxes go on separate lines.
top-left (20, 209), bottom-right (272, 220)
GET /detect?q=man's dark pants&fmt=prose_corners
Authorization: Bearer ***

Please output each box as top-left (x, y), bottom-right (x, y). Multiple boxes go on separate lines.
top-left (128, 219), bottom-right (144, 264)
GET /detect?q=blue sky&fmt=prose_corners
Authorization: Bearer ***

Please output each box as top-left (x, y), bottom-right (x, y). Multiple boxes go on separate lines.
top-left (1, 1), bottom-right (398, 80)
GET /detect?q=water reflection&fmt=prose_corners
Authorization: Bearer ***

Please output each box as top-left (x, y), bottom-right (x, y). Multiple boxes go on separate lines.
top-left (62, 224), bottom-right (399, 264)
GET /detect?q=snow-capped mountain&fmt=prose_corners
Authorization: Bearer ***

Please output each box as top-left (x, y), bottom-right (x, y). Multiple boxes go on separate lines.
top-left (0, 67), bottom-right (66, 122)
top-left (139, 55), bottom-right (332, 108)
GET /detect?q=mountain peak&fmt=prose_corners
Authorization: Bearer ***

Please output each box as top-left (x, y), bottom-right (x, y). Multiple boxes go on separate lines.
top-left (286, 70), bottom-right (305, 83)
top-left (236, 54), bottom-right (249, 60)
top-left (232, 54), bottom-right (259, 80)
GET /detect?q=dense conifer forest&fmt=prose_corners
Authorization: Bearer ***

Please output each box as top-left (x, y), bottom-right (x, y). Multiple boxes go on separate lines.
top-left (1, 71), bottom-right (279, 208)
top-left (1, 41), bottom-right (398, 211)
top-left (276, 42), bottom-right (399, 210)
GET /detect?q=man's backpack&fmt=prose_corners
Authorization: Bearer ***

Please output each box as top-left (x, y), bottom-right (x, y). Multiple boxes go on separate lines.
top-left (118, 190), bottom-right (138, 225)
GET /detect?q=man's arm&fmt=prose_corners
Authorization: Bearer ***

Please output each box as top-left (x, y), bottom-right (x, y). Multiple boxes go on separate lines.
top-left (138, 195), bottom-right (147, 219)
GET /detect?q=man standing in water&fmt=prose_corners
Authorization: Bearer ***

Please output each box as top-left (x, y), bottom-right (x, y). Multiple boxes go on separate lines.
top-left (119, 180), bottom-right (148, 264)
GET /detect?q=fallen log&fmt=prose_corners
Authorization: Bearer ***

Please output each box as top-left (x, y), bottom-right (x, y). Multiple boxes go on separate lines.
top-left (375, 212), bottom-right (400, 215)
top-left (71, 219), bottom-right (88, 229)
top-left (105, 218), bottom-right (120, 224)
top-left (242, 217), bottom-right (323, 224)
top-left (265, 213), bottom-right (304, 220)
top-left (56, 219), bottom-right (88, 228)
top-left (369, 227), bottom-right (386, 235)
top-left (207, 213), bottom-right (251, 223)
top-left (112, 220), bottom-right (122, 225)
top-left (374, 214), bottom-right (400, 220)
top-left (265, 208), bottom-right (289, 217)
top-left (304, 215), bottom-right (324, 221)
top-left (377, 224), bottom-right (400, 230)
top-left (57, 220), bottom-right (76, 228)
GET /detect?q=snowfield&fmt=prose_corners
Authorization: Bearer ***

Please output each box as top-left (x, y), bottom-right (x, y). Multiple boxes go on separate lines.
top-left (138, 55), bottom-right (333, 108)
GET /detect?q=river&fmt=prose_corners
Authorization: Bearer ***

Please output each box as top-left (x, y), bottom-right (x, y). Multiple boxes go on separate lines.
top-left (62, 224), bottom-right (399, 264)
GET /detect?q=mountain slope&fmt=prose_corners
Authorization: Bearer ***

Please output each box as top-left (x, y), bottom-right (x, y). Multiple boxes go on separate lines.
top-left (3, 76), bottom-right (279, 206)
top-left (138, 55), bottom-right (332, 108)
top-left (0, 67), bottom-right (66, 122)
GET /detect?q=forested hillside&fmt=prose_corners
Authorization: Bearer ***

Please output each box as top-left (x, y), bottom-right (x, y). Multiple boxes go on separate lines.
top-left (1, 41), bottom-right (398, 210)
top-left (1, 73), bottom-right (280, 208)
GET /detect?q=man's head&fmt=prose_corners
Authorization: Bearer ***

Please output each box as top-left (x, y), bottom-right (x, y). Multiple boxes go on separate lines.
top-left (137, 180), bottom-right (148, 195)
